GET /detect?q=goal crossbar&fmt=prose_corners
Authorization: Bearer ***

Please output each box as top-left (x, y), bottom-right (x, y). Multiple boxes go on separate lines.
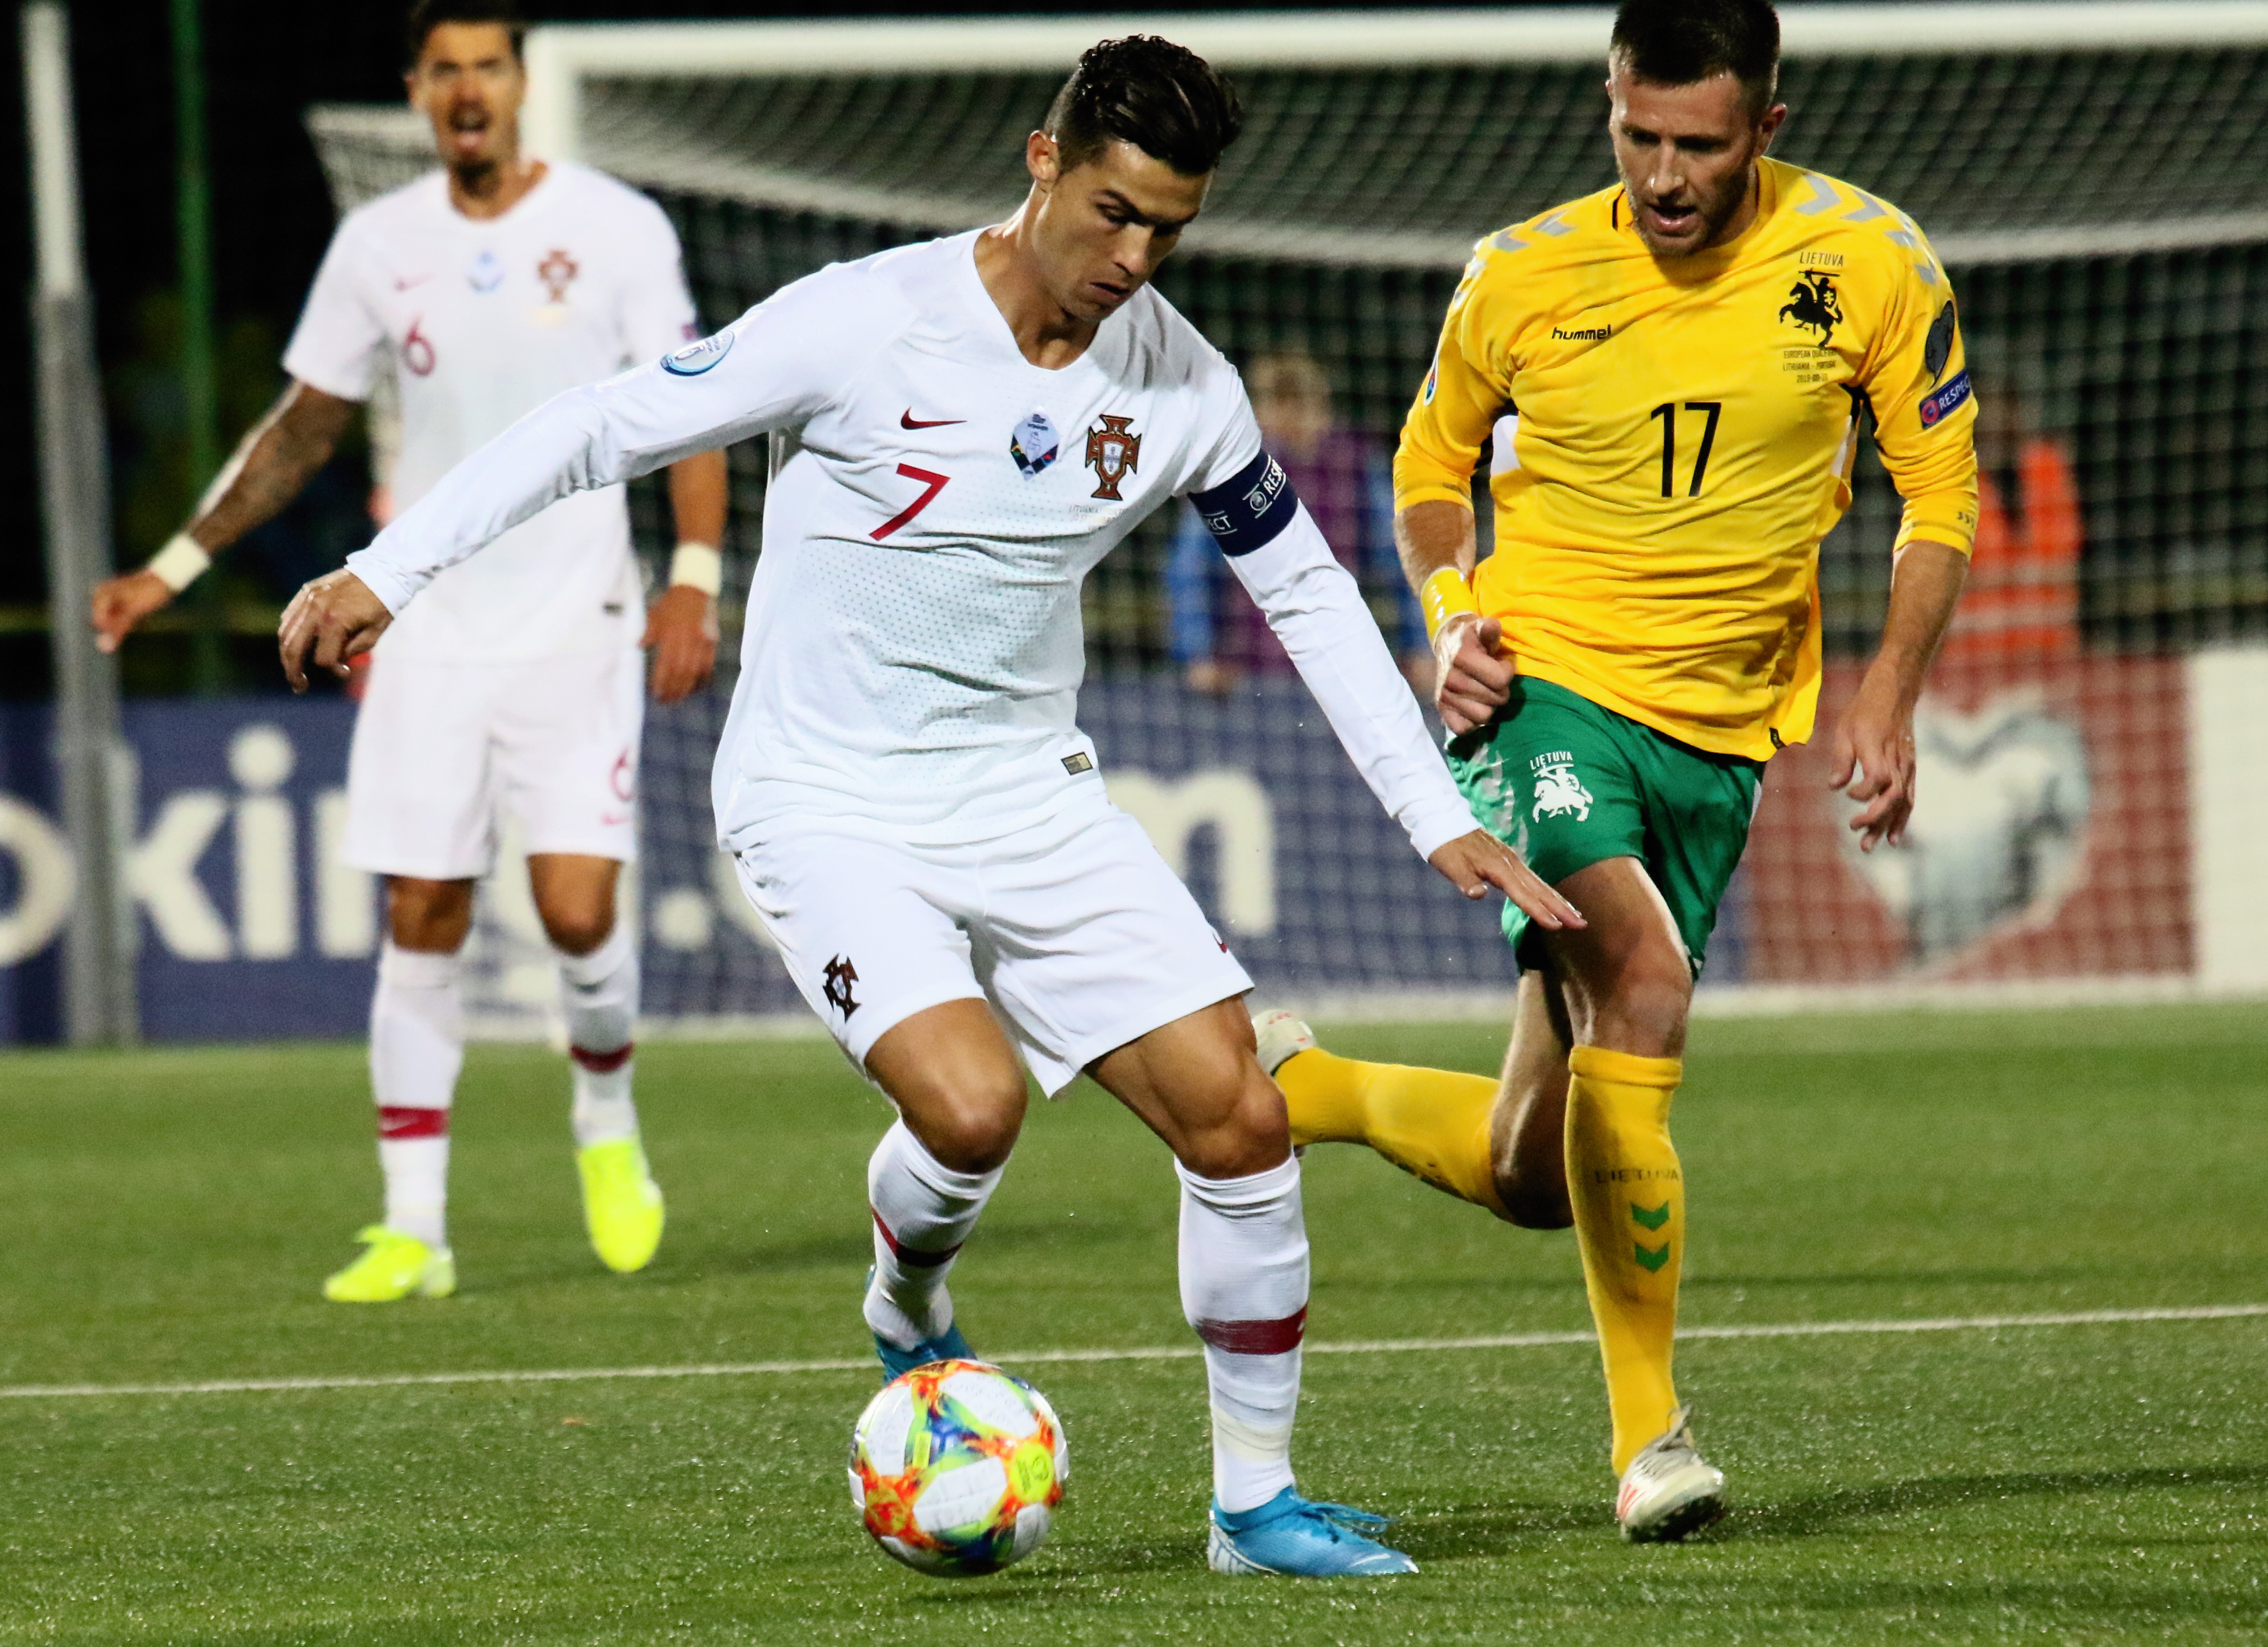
top-left (347, 4), bottom-right (2242, 267)
top-left (522, 0), bottom-right (2268, 157)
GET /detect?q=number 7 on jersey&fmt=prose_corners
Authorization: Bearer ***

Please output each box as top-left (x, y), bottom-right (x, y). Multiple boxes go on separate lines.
top-left (873, 464), bottom-right (950, 541)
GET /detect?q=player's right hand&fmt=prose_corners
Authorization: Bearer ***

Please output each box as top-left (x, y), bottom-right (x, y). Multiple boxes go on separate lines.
top-left (90, 570), bottom-right (174, 654)
top-left (1433, 611), bottom-right (1514, 734)
top-left (279, 569), bottom-right (391, 693)
top-left (1427, 829), bottom-right (1584, 931)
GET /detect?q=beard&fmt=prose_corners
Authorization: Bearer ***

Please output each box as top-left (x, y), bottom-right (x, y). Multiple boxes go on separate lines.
top-left (1628, 167), bottom-right (1754, 256)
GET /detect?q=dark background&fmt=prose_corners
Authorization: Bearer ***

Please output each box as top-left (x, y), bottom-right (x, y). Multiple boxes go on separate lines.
top-left (0, 0), bottom-right (1910, 701)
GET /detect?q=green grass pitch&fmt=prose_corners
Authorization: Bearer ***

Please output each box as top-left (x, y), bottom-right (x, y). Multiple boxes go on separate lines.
top-left (2, 1005), bottom-right (2263, 1643)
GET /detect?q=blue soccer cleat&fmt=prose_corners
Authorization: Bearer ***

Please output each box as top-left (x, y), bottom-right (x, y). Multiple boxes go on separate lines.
top-left (865, 1266), bottom-right (977, 1382)
top-left (1206, 1488), bottom-right (1418, 1576)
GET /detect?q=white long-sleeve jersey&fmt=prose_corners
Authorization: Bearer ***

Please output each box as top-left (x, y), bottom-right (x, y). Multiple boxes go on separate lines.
top-left (349, 230), bottom-right (1479, 858)
top-left (288, 162), bottom-right (698, 663)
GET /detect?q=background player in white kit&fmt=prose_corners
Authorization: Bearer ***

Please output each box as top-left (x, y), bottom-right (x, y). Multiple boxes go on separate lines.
top-left (283, 38), bottom-right (1582, 1575)
top-left (91, 2), bottom-right (729, 1303)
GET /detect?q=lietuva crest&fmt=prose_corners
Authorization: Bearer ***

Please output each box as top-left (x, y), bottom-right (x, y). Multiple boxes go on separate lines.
top-left (1084, 414), bottom-right (1142, 500)
top-left (1779, 269), bottom-right (1844, 347)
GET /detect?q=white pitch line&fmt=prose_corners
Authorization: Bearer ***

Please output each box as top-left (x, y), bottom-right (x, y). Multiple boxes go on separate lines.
top-left (3, 1303), bottom-right (2260, 1402)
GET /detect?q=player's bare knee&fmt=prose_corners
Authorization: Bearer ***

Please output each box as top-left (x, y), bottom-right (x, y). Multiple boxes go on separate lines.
top-left (540, 903), bottom-right (615, 958)
top-left (903, 1074), bottom-right (1027, 1174)
top-left (386, 879), bottom-right (472, 953)
top-left (1176, 1068), bottom-right (1291, 1180)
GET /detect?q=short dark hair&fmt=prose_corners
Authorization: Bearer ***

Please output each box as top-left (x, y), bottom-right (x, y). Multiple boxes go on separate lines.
top-left (406, 0), bottom-right (527, 70)
top-left (1045, 36), bottom-right (1244, 178)
top-left (1610, 0), bottom-right (1780, 114)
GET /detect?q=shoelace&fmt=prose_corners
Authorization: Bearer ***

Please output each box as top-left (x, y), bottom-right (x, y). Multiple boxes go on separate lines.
top-left (1284, 1499), bottom-right (1394, 1543)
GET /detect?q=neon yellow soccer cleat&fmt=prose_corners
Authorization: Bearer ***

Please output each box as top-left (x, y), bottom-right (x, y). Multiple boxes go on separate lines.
top-left (578, 1138), bottom-right (665, 1273)
top-left (323, 1225), bottom-right (456, 1303)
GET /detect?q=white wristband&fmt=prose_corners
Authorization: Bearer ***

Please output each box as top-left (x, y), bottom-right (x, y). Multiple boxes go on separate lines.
top-left (147, 534), bottom-right (212, 593)
top-left (667, 541), bottom-right (722, 597)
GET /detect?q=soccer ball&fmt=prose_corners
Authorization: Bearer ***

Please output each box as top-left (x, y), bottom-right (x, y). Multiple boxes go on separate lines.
top-left (848, 1358), bottom-right (1068, 1576)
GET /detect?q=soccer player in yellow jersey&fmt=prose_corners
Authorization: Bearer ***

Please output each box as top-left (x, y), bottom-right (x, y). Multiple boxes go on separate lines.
top-left (1259, 0), bottom-right (1977, 1541)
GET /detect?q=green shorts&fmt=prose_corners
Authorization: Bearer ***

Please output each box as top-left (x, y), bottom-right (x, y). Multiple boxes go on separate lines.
top-left (1447, 677), bottom-right (1762, 977)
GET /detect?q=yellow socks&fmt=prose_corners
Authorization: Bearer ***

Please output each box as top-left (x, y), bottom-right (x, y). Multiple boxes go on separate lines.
top-left (1565, 1044), bottom-right (1687, 1475)
top-left (1278, 1039), bottom-right (1689, 1475)
top-left (1275, 1050), bottom-right (1508, 1217)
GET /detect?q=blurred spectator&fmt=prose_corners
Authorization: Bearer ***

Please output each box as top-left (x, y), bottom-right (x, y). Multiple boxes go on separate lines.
top-left (1167, 352), bottom-right (1431, 696)
top-left (1938, 379), bottom-right (2080, 666)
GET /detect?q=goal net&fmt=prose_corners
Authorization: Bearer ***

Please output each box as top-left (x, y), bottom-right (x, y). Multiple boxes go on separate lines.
top-left (305, 4), bottom-right (2268, 1030)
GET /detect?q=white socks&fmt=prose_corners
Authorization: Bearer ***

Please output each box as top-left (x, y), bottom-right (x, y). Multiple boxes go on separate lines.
top-left (560, 921), bottom-right (640, 1148)
top-left (369, 942), bottom-right (463, 1250)
top-left (864, 1121), bottom-right (1003, 1351)
top-left (1178, 1155), bottom-right (1310, 1514)
top-left (860, 1120), bottom-right (1306, 1511)
top-left (367, 918), bottom-right (641, 1250)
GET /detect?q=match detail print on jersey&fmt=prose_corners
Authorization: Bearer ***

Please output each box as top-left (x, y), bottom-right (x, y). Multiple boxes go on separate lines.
top-left (1192, 449), bottom-right (1299, 557)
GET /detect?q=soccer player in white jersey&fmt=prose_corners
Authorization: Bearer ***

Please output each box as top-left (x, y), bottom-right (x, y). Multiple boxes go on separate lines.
top-left (281, 37), bottom-right (1582, 1575)
top-left (91, 1), bottom-right (729, 1303)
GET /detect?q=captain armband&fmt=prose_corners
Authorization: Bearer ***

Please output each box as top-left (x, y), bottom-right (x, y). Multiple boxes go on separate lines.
top-left (1418, 566), bottom-right (1479, 641)
top-left (667, 541), bottom-right (723, 596)
top-left (1190, 449), bottom-right (1299, 557)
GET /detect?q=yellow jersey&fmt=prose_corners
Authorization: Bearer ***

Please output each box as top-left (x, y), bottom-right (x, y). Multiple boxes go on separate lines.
top-left (1396, 155), bottom-right (1980, 759)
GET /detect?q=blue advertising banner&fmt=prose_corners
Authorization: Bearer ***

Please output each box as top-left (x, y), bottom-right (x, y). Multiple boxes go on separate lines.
top-left (631, 677), bottom-right (1530, 1030)
top-left (1, 680), bottom-right (1565, 1044)
top-left (0, 699), bottom-right (376, 1043)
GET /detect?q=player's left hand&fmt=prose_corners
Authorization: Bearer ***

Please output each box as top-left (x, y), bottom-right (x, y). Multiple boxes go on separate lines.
top-left (279, 569), bottom-right (391, 693)
top-left (643, 584), bottom-right (719, 704)
top-left (1828, 669), bottom-right (1919, 851)
top-left (1428, 829), bottom-right (1586, 931)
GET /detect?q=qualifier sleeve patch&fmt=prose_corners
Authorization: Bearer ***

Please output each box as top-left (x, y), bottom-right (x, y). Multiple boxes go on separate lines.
top-left (1189, 449), bottom-right (1299, 557)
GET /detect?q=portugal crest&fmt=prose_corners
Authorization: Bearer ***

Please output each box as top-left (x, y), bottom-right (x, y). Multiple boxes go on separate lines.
top-left (537, 247), bottom-right (579, 305)
top-left (1083, 414), bottom-right (1142, 500)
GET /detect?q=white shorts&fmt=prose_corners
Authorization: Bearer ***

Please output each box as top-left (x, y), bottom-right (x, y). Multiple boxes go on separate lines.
top-left (341, 646), bottom-right (643, 880)
top-left (732, 790), bottom-right (1254, 1096)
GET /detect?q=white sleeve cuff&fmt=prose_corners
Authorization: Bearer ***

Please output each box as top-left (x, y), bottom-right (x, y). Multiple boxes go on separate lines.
top-left (1406, 801), bottom-right (1484, 862)
top-left (343, 548), bottom-right (420, 616)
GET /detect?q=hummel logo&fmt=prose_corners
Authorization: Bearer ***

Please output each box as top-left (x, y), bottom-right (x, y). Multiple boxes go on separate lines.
top-left (900, 410), bottom-right (964, 429)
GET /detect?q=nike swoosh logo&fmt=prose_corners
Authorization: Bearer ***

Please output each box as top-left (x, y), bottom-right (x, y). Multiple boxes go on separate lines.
top-left (394, 275), bottom-right (435, 291)
top-left (900, 410), bottom-right (965, 429)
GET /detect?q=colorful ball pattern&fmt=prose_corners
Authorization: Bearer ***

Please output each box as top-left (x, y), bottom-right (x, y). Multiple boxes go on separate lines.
top-left (848, 1358), bottom-right (1069, 1576)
